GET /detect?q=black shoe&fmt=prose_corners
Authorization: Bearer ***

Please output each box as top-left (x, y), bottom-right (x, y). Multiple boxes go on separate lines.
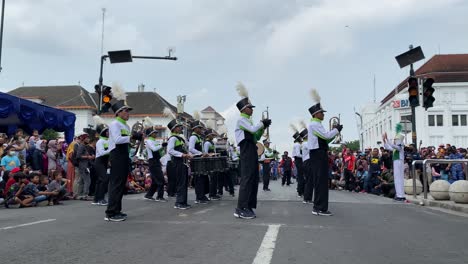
top-left (174, 204), bottom-right (191, 210)
top-left (144, 196), bottom-right (156, 201)
top-left (247, 208), bottom-right (257, 218)
top-left (105, 215), bottom-right (126, 222)
top-left (155, 197), bottom-right (168, 202)
top-left (194, 200), bottom-right (208, 204)
top-left (230, 192), bottom-right (235, 197)
top-left (118, 212), bottom-right (128, 218)
top-left (312, 208), bottom-right (333, 216)
top-left (201, 196), bottom-right (211, 202)
top-left (209, 195), bottom-right (221, 201)
top-left (233, 208), bottom-right (255, 219)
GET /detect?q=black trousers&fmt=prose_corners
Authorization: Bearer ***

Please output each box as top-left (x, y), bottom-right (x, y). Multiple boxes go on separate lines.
top-left (166, 161), bottom-right (177, 196)
top-left (295, 158), bottom-right (304, 195)
top-left (262, 163), bottom-right (271, 190)
top-left (209, 173), bottom-right (219, 197)
top-left (282, 170), bottom-right (291, 185)
top-left (168, 158), bottom-right (188, 205)
top-left (310, 149), bottom-right (329, 212)
top-left (106, 145), bottom-right (130, 217)
top-left (344, 169), bottom-right (355, 191)
top-left (145, 159), bottom-right (165, 199)
top-left (217, 171), bottom-right (225, 195)
top-left (224, 170), bottom-right (235, 194)
top-left (303, 159), bottom-right (313, 201)
top-left (237, 141), bottom-right (259, 209)
top-left (194, 174), bottom-right (208, 200)
top-left (93, 156), bottom-right (109, 203)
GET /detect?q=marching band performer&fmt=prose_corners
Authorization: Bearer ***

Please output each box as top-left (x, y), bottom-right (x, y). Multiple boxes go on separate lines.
top-left (143, 121), bottom-right (168, 202)
top-left (92, 116), bottom-right (110, 206)
top-left (260, 139), bottom-right (275, 191)
top-left (234, 82), bottom-right (271, 219)
top-left (189, 117), bottom-right (210, 204)
top-left (204, 128), bottom-right (221, 201)
top-left (105, 85), bottom-right (141, 222)
top-left (165, 108), bottom-right (193, 210)
top-left (307, 89), bottom-right (342, 216)
top-left (382, 124), bottom-right (406, 202)
top-left (300, 128), bottom-right (313, 204)
top-left (291, 124), bottom-right (304, 197)
top-left (217, 132), bottom-right (235, 196)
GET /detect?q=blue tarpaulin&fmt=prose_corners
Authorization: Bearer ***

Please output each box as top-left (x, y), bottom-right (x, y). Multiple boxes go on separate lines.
top-left (0, 92), bottom-right (76, 143)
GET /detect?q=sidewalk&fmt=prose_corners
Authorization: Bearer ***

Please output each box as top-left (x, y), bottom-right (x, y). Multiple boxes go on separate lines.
top-left (405, 193), bottom-right (468, 214)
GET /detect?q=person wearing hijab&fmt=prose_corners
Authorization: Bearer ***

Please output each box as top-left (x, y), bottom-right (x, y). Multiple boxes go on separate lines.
top-left (32, 140), bottom-right (46, 172)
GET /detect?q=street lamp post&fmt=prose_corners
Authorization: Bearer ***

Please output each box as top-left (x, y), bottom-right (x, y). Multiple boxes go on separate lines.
top-left (97, 49), bottom-right (177, 114)
top-left (355, 111), bottom-right (363, 150)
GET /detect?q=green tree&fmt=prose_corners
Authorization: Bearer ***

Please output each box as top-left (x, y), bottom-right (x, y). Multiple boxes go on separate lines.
top-left (330, 139), bottom-right (361, 153)
top-left (41, 129), bottom-right (59, 141)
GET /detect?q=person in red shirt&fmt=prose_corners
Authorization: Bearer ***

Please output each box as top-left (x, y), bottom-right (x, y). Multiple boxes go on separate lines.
top-left (341, 148), bottom-right (356, 191)
top-left (4, 167), bottom-right (21, 197)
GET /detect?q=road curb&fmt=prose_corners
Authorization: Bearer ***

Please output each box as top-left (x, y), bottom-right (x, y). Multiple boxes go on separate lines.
top-left (406, 196), bottom-right (468, 214)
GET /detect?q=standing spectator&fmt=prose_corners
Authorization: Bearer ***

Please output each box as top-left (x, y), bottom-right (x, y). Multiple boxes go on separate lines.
top-left (1, 146), bottom-right (21, 172)
top-left (31, 140), bottom-right (46, 172)
top-left (66, 137), bottom-right (77, 195)
top-left (342, 148), bottom-right (356, 191)
top-left (447, 146), bottom-right (465, 183)
top-left (47, 140), bottom-right (58, 174)
top-left (74, 133), bottom-right (94, 199)
top-left (279, 151), bottom-right (294, 186)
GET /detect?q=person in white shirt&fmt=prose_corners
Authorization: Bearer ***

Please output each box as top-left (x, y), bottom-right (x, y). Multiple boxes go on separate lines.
top-left (144, 127), bottom-right (168, 202)
top-left (188, 120), bottom-right (210, 204)
top-left (307, 89), bottom-right (341, 216)
top-left (203, 129), bottom-right (221, 201)
top-left (105, 98), bottom-right (141, 222)
top-left (292, 131), bottom-right (304, 197)
top-left (92, 124), bottom-right (110, 206)
top-left (233, 83), bottom-right (271, 219)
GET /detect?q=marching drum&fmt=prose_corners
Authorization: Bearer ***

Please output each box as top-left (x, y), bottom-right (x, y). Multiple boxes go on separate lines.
top-left (190, 156), bottom-right (228, 175)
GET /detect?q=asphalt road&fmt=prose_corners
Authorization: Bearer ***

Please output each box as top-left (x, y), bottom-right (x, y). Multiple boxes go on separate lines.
top-left (1, 180), bottom-right (467, 264)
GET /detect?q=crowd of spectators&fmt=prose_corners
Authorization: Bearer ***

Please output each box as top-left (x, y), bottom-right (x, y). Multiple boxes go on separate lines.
top-left (325, 143), bottom-right (467, 199)
top-left (0, 129), bottom-right (153, 209)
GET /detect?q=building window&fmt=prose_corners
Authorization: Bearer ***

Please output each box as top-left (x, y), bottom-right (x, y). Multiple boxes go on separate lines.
top-left (428, 115), bottom-right (435, 126)
top-left (452, 114), bottom-right (467, 126)
top-left (452, 115), bottom-right (459, 126)
top-left (436, 115), bottom-right (443, 126)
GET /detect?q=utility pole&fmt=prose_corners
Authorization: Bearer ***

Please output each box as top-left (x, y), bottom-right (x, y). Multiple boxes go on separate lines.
top-left (409, 44), bottom-right (417, 149)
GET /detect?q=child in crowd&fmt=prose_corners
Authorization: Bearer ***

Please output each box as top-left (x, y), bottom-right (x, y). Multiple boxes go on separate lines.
top-left (48, 170), bottom-right (67, 205)
top-left (5, 172), bottom-right (35, 208)
top-left (127, 174), bottom-right (145, 194)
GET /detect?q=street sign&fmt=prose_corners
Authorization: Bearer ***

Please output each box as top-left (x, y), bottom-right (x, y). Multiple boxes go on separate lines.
top-left (400, 120), bottom-right (412, 133)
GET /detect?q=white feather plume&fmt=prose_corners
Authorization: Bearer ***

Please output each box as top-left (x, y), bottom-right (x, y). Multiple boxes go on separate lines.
top-left (236, 82), bottom-right (248, 98)
top-left (299, 120), bottom-right (307, 130)
top-left (193, 111), bottom-right (201, 120)
top-left (289, 123), bottom-right (298, 133)
top-left (93, 115), bottom-right (107, 126)
top-left (144, 116), bottom-right (154, 128)
top-left (310, 89), bottom-right (321, 104)
top-left (112, 83), bottom-right (127, 101)
top-left (163, 107), bottom-right (176, 119)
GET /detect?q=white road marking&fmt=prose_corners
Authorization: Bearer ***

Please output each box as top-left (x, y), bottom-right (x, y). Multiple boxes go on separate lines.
top-left (252, 224), bottom-right (281, 264)
top-left (193, 208), bottom-right (214, 215)
top-left (0, 219), bottom-right (56, 231)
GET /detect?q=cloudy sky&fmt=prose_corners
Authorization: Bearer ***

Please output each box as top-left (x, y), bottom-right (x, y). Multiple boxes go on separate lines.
top-left (1, 0), bottom-right (467, 151)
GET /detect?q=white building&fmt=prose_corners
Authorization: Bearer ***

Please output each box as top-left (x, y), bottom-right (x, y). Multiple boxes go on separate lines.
top-left (8, 85), bottom-right (192, 140)
top-left (357, 54), bottom-right (468, 149)
top-left (200, 106), bottom-right (225, 131)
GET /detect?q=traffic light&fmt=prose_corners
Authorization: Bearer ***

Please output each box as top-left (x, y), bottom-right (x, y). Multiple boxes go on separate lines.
top-left (422, 78), bottom-right (435, 110)
top-left (101, 85), bottom-right (113, 113)
top-left (407, 77), bottom-right (419, 107)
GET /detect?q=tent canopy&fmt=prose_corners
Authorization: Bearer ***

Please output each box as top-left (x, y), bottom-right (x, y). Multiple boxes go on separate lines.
top-left (0, 92), bottom-right (76, 143)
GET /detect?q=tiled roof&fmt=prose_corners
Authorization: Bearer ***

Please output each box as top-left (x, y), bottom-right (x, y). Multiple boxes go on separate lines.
top-left (8, 86), bottom-right (97, 109)
top-left (381, 54), bottom-right (468, 105)
top-left (201, 105), bottom-right (225, 120)
top-left (97, 91), bottom-right (192, 119)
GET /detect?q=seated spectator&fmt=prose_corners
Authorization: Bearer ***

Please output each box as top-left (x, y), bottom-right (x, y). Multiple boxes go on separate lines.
top-left (127, 174), bottom-right (145, 194)
top-left (23, 173), bottom-right (55, 206)
top-left (1, 146), bottom-right (21, 172)
top-left (47, 170), bottom-right (68, 205)
top-left (5, 172), bottom-right (35, 208)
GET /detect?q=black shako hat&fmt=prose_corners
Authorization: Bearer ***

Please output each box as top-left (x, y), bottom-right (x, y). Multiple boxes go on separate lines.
top-left (292, 131), bottom-right (301, 140)
top-left (145, 126), bottom-right (158, 136)
top-left (299, 128), bottom-right (308, 138)
top-left (236, 97), bottom-right (255, 112)
top-left (190, 120), bottom-right (205, 130)
top-left (308, 103), bottom-right (326, 116)
top-left (111, 100), bottom-right (133, 115)
top-left (167, 119), bottom-right (183, 131)
top-left (96, 124), bottom-right (108, 136)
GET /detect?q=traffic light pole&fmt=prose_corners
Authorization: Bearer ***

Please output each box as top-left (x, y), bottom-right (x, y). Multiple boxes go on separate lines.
top-left (97, 53), bottom-right (177, 115)
top-left (410, 63), bottom-right (417, 150)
